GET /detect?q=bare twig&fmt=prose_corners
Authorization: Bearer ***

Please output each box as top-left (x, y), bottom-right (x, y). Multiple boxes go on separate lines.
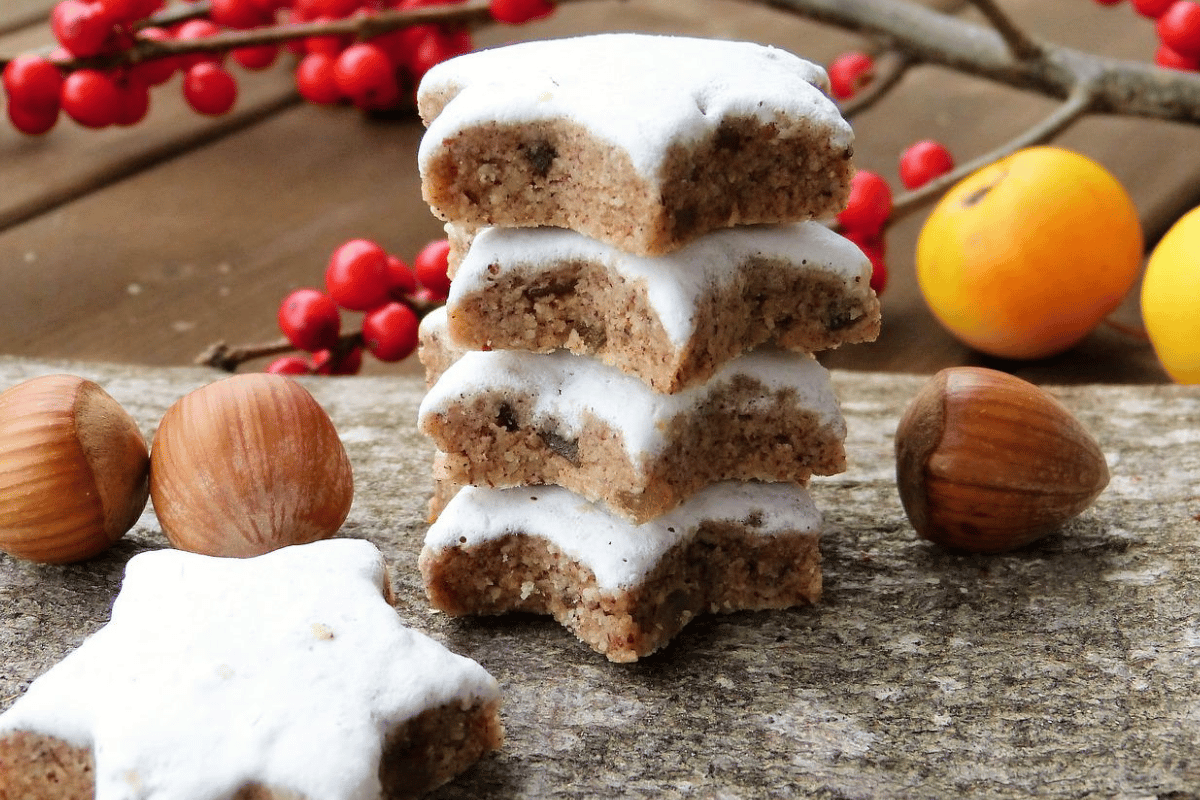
top-left (742, 0), bottom-right (1200, 125)
top-left (196, 337), bottom-right (300, 371)
top-left (887, 80), bottom-right (1097, 227)
top-left (963, 0), bottom-right (1042, 61)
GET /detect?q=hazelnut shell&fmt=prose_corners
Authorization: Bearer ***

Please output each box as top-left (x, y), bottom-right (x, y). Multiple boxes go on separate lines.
top-left (895, 367), bottom-right (1109, 553)
top-left (0, 374), bottom-right (149, 563)
top-left (150, 373), bottom-right (354, 558)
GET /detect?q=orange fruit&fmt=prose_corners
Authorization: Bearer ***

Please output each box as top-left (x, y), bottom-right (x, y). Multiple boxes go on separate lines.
top-left (1141, 205), bottom-right (1200, 383)
top-left (915, 146), bottom-right (1143, 360)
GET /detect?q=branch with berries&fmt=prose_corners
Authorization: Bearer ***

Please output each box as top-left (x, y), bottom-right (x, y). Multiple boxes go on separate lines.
top-left (4, 0), bottom-right (1199, 374)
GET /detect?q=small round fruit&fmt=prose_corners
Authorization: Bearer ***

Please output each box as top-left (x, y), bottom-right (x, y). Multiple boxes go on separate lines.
top-left (413, 239), bottom-right (452, 299)
top-left (837, 170), bottom-right (892, 236)
top-left (0, 375), bottom-right (149, 563)
top-left (899, 139), bottom-right (954, 189)
top-left (1141, 204), bottom-right (1200, 382)
top-left (277, 288), bottom-right (341, 352)
top-left (895, 367), bottom-right (1109, 553)
top-left (149, 373), bottom-right (354, 558)
top-left (915, 146), bottom-right (1142, 360)
top-left (326, 238), bottom-right (392, 311)
top-left (827, 51), bottom-right (874, 100)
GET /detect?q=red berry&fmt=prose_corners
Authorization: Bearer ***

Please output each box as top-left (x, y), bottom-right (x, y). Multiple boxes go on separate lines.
top-left (408, 27), bottom-right (473, 81)
top-left (233, 43), bottom-right (280, 70)
top-left (413, 239), bottom-right (452, 299)
top-left (1156, 41), bottom-right (1200, 68)
top-left (307, 0), bottom-right (360, 17)
top-left (303, 16), bottom-right (350, 58)
top-left (209, 0), bottom-right (269, 28)
top-left (1133, 0), bottom-right (1176, 16)
top-left (313, 346), bottom-right (363, 375)
top-left (326, 239), bottom-right (393, 311)
top-left (898, 139), bottom-right (955, 190)
top-left (362, 302), bottom-right (420, 362)
top-left (7, 102), bottom-right (59, 135)
top-left (266, 355), bottom-right (313, 375)
top-left (60, 69), bottom-right (121, 128)
top-left (843, 231), bottom-right (888, 295)
top-left (490, 0), bottom-right (555, 24)
top-left (295, 53), bottom-right (344, 104)
top-left (52, 0), bottom-right (117, 58)
top-left (113, 74), bottom-right (151, 126)
top-left (278, 288), bottom-right (342, 352)
top-left (827, 51), bottom-right (874, 101)
top-left (183, 63), bottom-right (238, 115)
top-left (3, 56), bottom-right (63, 115)
top-left (334, 43), bottom-right (398, 109)
top-left (95, 0), bottom-right (144, 23)
top-left (130, 28), bottom-right (179, 86)
top-left (1158, 2), bottom-right (1200, 58)
top-left (387, 254), bottom-right (418, 298)
top-left (174, 18), bottom-right (224, 68)
top-left (837, 170), bottom-right (893, 236)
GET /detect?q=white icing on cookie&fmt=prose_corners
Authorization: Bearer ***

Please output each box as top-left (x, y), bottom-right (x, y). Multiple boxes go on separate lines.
top-left (0, 539), bottom-right (500, 800)
top-left (417, 33), bottom-right (851, 178)
top-left (417, 347), bottom-right (845, 472)
top-left (425, 482), bottom-right (820, 590)
top-left (447, 223), bottom-right (872, 347)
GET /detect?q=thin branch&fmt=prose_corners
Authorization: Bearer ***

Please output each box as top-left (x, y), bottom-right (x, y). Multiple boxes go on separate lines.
top-left (196, 337), bottom-right (300, 371)
top-left (886, 80), bottom-right (1096, 227)
top-left (963, 0), bottom-right (1042, 61)
top-left (2, 0), bottom-right (590, 70)
top-left (741, 0), bottom-right (1200, 125)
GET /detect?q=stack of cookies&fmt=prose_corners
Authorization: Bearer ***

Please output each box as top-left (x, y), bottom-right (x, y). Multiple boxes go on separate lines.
top-left (413, 33), bottom-right (881, 662)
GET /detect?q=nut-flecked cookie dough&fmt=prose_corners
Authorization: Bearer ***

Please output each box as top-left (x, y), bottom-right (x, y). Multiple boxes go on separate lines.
top-left (417, 347), bottom-right (847, 524)
top-left (417, 33), bottom-right (854, 256)
top-left (421, 482), bottom-right (822, 662)
top-left (443, 222), bottom-right (880, 393)
top-left (0, 539), bottom-right (503, 800)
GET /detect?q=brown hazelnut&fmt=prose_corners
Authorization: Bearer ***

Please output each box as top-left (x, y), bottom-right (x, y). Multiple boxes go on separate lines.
top-left (150, 373), bottom-right (354, 558)
top-left (0, 374), bottom-right (149, 563)
top-left (895, 366), bottom-right (1109, 553)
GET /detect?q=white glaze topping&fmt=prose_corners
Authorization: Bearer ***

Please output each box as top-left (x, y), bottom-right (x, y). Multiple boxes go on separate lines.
top-left (425, 482), bottom-right (821, 590)
top-left (0, 539), bottom-right (500, 800)
top-left (447, 223), bottom-right (871, 347)
top-left (417, 347), bottom-right (844, 472)
top-left (417, 33), bottom-right (851, 178)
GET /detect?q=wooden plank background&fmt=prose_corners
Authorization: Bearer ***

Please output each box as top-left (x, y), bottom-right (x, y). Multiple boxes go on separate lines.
top-left (0, 0), bottom-right (1196, 383)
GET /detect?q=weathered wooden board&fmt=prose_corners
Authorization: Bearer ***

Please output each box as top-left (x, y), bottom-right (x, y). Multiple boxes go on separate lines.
top-left (0, 358), bottom-right (1198, 797)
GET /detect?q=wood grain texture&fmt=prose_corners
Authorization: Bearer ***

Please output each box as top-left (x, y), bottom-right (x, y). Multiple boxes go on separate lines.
top-left (0, 358), bottom-right (1197, 797)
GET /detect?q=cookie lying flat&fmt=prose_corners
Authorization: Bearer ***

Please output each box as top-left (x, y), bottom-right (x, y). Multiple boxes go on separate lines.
top-left (421, 482), bottom-right (822, 663)
top-left (417, 347), bottom-right (846, 524)
top-left (444, 223), bottom-right (881, 393)
top-left (0, 540), bottom-right (502, 800)
top-left (417, 33), bottom-right (854, 256)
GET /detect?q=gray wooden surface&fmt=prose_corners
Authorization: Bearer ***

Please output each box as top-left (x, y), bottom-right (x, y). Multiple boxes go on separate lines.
top-left (1, 357), bottom-right (1197, 798)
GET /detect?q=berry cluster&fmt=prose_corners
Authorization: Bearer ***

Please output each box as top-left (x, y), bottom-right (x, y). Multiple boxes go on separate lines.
top-left (269, 237), bottom-right (450, 375)
top-left (826, 50), bottom-right (958, 295)
top-left (1092, 0), bottom-right (1200, 70)
top-left (2, 0), bottom-right (556, 134)
top-left (835, 145), bottom-right (955, 295)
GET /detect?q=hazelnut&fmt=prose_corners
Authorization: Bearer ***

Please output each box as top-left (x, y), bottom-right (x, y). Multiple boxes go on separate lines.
top-left (150, 373), bottom-right (354, 558)
top-left (894, 367), bottom-right (1109, 553)
top-left (0, 374), bottom-right (149, 563)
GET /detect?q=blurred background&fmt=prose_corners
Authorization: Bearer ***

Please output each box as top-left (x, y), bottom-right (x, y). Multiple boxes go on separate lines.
top-left (0, 0), bottom-right (1194, 382)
